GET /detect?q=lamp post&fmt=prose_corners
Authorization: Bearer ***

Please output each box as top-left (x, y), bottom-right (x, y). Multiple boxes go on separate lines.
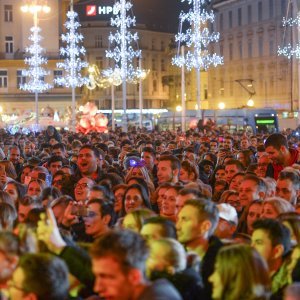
top-left (20, 1), bottom-right (51, 128)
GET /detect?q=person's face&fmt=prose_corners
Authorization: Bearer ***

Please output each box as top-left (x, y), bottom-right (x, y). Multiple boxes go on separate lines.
top-left (261, 203), bottom-right (278, 219)
top-left (27, 181), bottom-right (42, 197)
top-left (129, 167), bottom-right (144, 178)
top-left (123, 214), bottom-right (140, 233)
top-left (276, 179), bottom-right (297, 204)
top-left (210, 142), bottom-right (218, 153)
top-left (229, 175), bottom-right (244, 191)
top-left (84, 203), bottom-right (107, 238)
top-left (225, 194), bottom-right (242, 213)
top-left (52, 175), bottom-right (63, 191)
top-left (203, 164), bottom-right (213, 176)
top-left (238, 180), bottom-right (260, 207)
top-left (223, 139), bottom-right (232, 150)
top-left (176, 205), bottom-right (202, 245)
top-left (141, 223), bottom-right (165, 244)
top-left (4, 183), bottom-right (18, 203)
top-left (74, 178), bottom-right (93, 202)
top-left (265, 145), bottom-right (285, 164)
top-left (215, 169), bottom-right (226, 181)
top-left (146, 242), bottom-right (170, 277)
top-left (24, 144), bottom-right (33, 156)
top-left (141, 152), bottom-right (154, 170)
top-left (92, 256), bottom-right (135, 300)
top-left (157, 160), bottom-right (176, 184)
top-left (240, 139), bottom-right (249, 150)
top-left (48, 161), bottom-right (63, 176)
top-left (208, 263), bottom-right (223, 300)
top-left (251, 229), bottom-right (274, 263)
top-left (236, 153), bottom-right (246, 167)
top-left (78, 148), bottom-right (98, 176)
top-left (179, 168), bottom-right (190, 182)
top-left (184, 151), bottom-right (196, 162)
top-left (225, 164), bottom-right (239, 183)
top-left (251, 137), bottom-right (258, 148)
top-left (9, 148), bottom-right (20, 164)
top-left (8, 267), bottom-right (28, 300)
top-left (114, 188), bottom-right (126, 213)
top-left (124, 188), bottom-right (144, 213)
top-left (256, 156), bottom-right (270, 177)
top-left (162, 188), bottom-right (177, 217)
top-left (52, 148), bottom-right (65, 158)
top-left (0, 251), bottom-right (18, 284)
top-left (157, 187), bottom-right (168, 211)
top-left (247, 203), bottom-right (262, 234)
top-left (18, 204), bottom-right (33, 223)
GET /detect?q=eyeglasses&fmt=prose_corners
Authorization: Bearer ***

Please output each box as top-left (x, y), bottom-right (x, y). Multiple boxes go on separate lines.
top-left (74, 183), bottom-right (91, 189)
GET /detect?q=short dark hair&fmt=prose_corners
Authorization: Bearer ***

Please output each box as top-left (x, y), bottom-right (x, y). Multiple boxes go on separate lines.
top-left (47, 156), bottom-right (63, 166)
top-left (141, 147), bottom-right (156, 157)
top-left (143, 216), bottom-right (177, 239)
top-left (278, 171), bottom-right (300, 190)
top-left (51, 143), bottom-right (66, 152)
top-left (159, 155), bottom-right (181, 171)
top-left (87, 198), bottom-right (115, 227)
top-left (264, 133), bottom-right (288, 150)
top-left (225, 159), bottom-right (244, 171)
top-left (184, 199), bottom-right (219, 236)
top-left (19, 253), bottom-right (69, 300)
top-left (242, 174), bottom-right (267, 193)
top-left (90, 230), bottom-right (149, 274)
top-left (79, 145), bottom-right (100, 158)
top-left (252, 219), bottom-right (291, 255)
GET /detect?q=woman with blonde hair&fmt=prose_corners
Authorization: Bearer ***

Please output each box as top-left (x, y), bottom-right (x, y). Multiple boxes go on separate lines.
top-left (209, 244), bottom-right (271, 300)
top-left (261, 197), bottom-right (295, 219)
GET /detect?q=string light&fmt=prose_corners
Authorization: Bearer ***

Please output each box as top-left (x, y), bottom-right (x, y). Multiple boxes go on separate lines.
top-left (55, 9), bottom-right (89, 87)
top-left (278, 14), bottom-right (300, 59)
top-left (172, 0), bottom-right (223, 71)
top-left (20, 26), bottom-right (52, 93)
top-left (104, 0), bottom-right (145, 83)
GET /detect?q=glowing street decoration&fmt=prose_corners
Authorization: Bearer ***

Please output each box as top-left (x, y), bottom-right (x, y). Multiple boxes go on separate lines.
top-left (104, 0), bottom-right (143, 83)
top-left (173, 0), bottom-right (223, 71)
top-left (55, 10), bottom-right (89, 88)
top-left (55, 6), bottom-right (89, 130)
top-left (278, 13), bottom-right (300, 59)
top-left (20, 26), bottom-right (52, 93)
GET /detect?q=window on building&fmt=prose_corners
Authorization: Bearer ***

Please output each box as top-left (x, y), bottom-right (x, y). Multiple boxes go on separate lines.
top-left (152, 59), bottom-right (156, 71)
top-left (95, 56), bottom-right (103, 69)
top-left (5, 36), bottom-right (13, 53)
top-left (238, 8), bottom-right (242, 26)
top-left (161, 59), bottom-right (166, 71)
top-left (16, 70), bottom-right (26, 88)
top-left (219, 13), bottom-right (223, 30)
top-left (0, 71), bottom-right (8, 88)
top-left (220, 44), bottom-right (224, 57)
top-left (153, 80), bottom-right (157, 92)
top-left (281, 0), bottom-right (286, 16)
top-left (247, 5), bottom-right (252, 24)
top-left (230, 78), bottom-right (233, 96)
top-left (161, 41), bottom-right (165, 51)
top-left (95, 35), bottom-right (102, 48)
top-left (152, 39), bottom-right (156, 50)
top-left (269, 0), bottom-right (274, 18)
top-left (239, 41), bottom-right (243, 59)
top-left (258, 37), bottom-right (263, 56)
top-left (229, 11), bottom-right (233, 28)
top-left (258, 2), bottom-right (263, 21)
top-left (53, 70), bottom-right (63, 88)
top-left (4, 5), bottom-right (13, 22)
top-left (248, 41), bottom-right (252, 58)
top-left (229, 43), bottom-right (233, 60)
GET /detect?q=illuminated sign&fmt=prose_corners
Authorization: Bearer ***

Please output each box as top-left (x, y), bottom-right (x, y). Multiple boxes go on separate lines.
top-left (256, 119), bottom-right (275, 124)
top-left (86, 5), bottom-right (118, 16)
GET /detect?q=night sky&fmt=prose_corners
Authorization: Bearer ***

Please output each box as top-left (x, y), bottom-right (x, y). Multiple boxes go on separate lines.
top-left (75, 0), bottom-right (188, 33)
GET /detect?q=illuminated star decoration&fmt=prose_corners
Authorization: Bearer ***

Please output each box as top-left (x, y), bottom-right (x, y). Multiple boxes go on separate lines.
top-left (55, 10), bottom-right (89, 87)
top-left (172, 0), bottom-right (223, 71)
top-left (278, 14), bottom-right (300, 59)
top-left (103, 0), bottom-right (143, 83)
top-left (20, 26), bottom-right (52, 93)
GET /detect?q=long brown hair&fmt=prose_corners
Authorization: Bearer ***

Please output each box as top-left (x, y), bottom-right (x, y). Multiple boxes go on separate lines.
top-left (216, 244), bottom-right (270, 300)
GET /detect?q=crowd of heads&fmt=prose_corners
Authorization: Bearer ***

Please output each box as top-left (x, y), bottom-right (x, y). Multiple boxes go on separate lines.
top-left (1, 125), bottom-right (300, 299)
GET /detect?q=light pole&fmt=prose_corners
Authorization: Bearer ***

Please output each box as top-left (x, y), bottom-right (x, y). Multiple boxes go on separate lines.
top-left (21, 1), bottom-right (51, 127)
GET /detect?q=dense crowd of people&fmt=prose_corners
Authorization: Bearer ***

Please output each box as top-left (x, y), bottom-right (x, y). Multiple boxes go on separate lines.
top-left (1, 124), bottom-right (300, 299)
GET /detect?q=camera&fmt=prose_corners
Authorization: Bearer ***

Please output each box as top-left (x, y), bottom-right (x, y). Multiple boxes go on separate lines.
top-left (71, 205), bottom-right (88, 217)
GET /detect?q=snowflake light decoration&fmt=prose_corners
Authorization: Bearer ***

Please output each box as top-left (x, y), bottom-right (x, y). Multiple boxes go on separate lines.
top-left (55, 10), bottom-right (89, 87)
top-left (173, 0), bottom-right (223, 71)
top-left (278, 13), bottom-right (300, 59)
top-left (20, 26), bottom-right (52, 93)
top-left (104, 0), bottom-right (143, 83)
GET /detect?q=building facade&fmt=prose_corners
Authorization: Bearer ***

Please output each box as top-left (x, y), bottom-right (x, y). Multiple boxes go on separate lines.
top-left (210, 0), bottom-right (298, 111)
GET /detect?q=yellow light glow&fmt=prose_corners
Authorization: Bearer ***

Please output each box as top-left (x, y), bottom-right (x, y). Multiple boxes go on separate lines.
top-left (247, 99), bottom-right (254, 107)
top-left (176, 105), bottom-right (182, 112)
top-left (218, 102), bottom-right (225, 109)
